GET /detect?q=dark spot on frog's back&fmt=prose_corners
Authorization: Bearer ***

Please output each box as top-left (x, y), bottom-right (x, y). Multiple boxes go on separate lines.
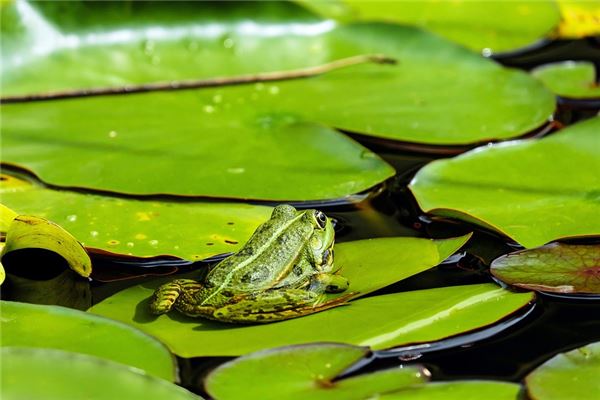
top-left (293, 265), bottom-right (303, 276)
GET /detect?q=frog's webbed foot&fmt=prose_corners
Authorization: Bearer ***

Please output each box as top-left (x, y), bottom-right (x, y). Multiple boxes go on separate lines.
top-left (149, 279), bottom-right (203, 315)
top-left (311, 272), bottom-right (349, 293)
top-left (213, 289), bottom-right (354, 323)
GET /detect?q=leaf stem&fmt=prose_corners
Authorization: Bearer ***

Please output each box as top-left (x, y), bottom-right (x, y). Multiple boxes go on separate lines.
top-left (0, 54), bottom-right (397, 104)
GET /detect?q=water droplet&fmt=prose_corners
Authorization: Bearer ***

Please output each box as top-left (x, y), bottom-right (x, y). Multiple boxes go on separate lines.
top-left (223, 37), bottom-right (235, 49)
top-left (135, 233), bottom-right (147, 240)
top-left (90, 231), bottom-right (99, 238)
top-left (142, 39), bottom-right (155, 55)
top-left (126, 242), bottom-right (135, 248)
top-left (360, 150), bottom-right (377, 160)
top-left (149, 239), bottom-right (159, 247)
top-left (481, 48), bottom-right (493, 57)
top-left (269, 86), bottom-right (280, 95)
top-left (108, 130), bottom-right (118, 138)
top-left (227, 167), bottom-right (245, 174)
top-left (254, 83), bottom-right (265, 91)
top-left (174, 245), bottom-right (180, 250)
top-left (212, 94), bottom-right (223, 104)
top-left (325, 363), bottom-right (331, 368)
top-left (66, 214), bottom-right (77, 222)
top-left (203, 105), bottom-right (215, 113)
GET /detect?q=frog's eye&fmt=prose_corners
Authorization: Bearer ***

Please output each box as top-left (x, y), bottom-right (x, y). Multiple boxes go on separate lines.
top-left (314, 211), bottom-right (327, 229)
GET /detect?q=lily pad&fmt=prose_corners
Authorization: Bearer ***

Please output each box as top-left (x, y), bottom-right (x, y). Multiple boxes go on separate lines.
top-left (532, 61), bottom-right (600, 99)
top-left (0, 347), bottom-right (201, 400)
top-left (556, 0), bottom-right (600, 38)
top-left (491, 242), bottom-right (600, 294)
top-left (299, 0), bottom-right (561, 53)
top-left (0, 301), bottom-right (177, 381)
top-left (2, 214), bottom-right (92, 277)
top-left (0, 173), bottom-right (272, 260)
top-left (1, 3), bottom-right (555, 200)
top-left (526, 341), bottom-right (600, 400)
top-left (409, 116), bottom-right (600, 248)
top-left (379, 381), bottom-right (521, 400)
top-left (0, 203), bottom-right (17, 231)
top-left (205, 343), bottom-right (428, 400)
top-left (90, 234), bottom-right (532, 357)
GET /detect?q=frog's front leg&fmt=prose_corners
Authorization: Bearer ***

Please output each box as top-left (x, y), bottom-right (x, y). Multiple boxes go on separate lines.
top-left (213, 289), bottom-right (352, 323)
top-left (149, 279), bottom-right (203, 315)
top-left (311, 273), bottom-right (349, 293)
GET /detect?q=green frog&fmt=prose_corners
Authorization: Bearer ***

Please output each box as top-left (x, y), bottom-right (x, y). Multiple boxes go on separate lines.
top-left (149, 204), bottom-right (352, 323)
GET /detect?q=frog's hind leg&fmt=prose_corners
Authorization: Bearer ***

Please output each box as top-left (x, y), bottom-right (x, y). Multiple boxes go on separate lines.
top-left (213, 289), bottom-right (354, 323)
top-left (149, 279), bottom-right (203, 315)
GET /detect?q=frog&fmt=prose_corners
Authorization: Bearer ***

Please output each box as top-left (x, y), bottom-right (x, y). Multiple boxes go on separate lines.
top-left (149, 204), bottom-right (353, 323)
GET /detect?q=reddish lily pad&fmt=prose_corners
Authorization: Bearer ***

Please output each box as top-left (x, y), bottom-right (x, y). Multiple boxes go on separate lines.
top-left (491, 242), bottom-right (600, 294)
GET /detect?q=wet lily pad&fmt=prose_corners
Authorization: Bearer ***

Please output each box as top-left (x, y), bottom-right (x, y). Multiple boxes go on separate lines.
top-left (379, 381), bottom-right (521, 400)
top-left (205, 343), bottom-right (428, 400)
top-left (0, 301), bottom-right (177, 381)
top-left (300, 0), bottom-right (560, 53)
top-left (0, 173), bottom-right (272, 260)
top-left (1, 3), bottom-right (555, 199)
top-left (2, 214), bottom-right (91, 277)
top-left (90, 234), bottom-right (532, 357)
top-left (1, 347), bottom-right (200, 399)
top-left (532, 61), bottom-right (600, 99)
top-left (526, 341), bottom-right (600, 399)
top-left (491, 242), bottom-right (600, 294)
top-left (410, 116), bottom-right (600, 248)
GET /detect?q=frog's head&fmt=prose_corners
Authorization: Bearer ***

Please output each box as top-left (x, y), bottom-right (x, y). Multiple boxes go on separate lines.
top-left (305, 209), bottom-right (335, 271)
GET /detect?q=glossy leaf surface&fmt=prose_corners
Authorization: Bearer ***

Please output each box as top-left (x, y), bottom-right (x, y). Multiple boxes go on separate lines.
top-left (0, 347), bottom-right (200, 400)
top-left (0, 301), bottom-right (177, 381)
top-left (0, 173), bottom-right (272, 260)
top-left (1, 3), bottom-right (555, 200)
top-left (532, 61), bottom-right (600, 99)
top-left (526, 341), bottom-right (600, 400)
top-left (300, 0), bottom-right (560, 52)
top-left (380, 381), bottom-right (521, 400)
top-left (492, 242), bottom-right (600, 294)
top-left (410, 117), bottom-right (600, 248)
top-left (205, 343), bottom-right (427, 400)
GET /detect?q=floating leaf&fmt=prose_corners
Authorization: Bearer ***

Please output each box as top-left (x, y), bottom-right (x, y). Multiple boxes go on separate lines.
top-left (205, 343), bottom-right (428, 400)
top-left (526, 341), bottom-right (600, 400)
top-left (491, 242), bottom-right (600, 294)
top-left (0, 203), bottom-right (17, 231)
top-left (1, 3), bottom-right (555, 200)
top-left (0, 173), bottom-right (272, 260)
top-left (2, 214), bottom-right (91, 277)
top-left (90, 233), bottom-right (531, 358)
top-left (532, 61), bottom-right (600, 99)
top-left (299, 0), bottom-right (560, 53)
top-left (0, 347), bottom-right (201, 399)
top-left (379, 381), bottom-right (521, 400)
top-left (556, 0), bottom-right (600, 38)
top-left (0, 301), bottom-right (177, 381)
top-left (410, 117), bottom-right (600, 248)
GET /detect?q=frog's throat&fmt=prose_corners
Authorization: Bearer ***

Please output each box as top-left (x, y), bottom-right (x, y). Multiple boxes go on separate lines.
top-left (200, 212), bottom-right (307, 306)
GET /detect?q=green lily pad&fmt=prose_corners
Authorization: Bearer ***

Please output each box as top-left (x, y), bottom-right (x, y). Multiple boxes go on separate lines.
top-left (379, 381), bottom-right (521, 400)
top-left (1, 3), bottom-right (555, 200)
top-left (532, 61), bottom-right (600, 99)
top-left (0, 173), bottom-right (272, 260)
top-left (0, 347), bottom-right (201, 400)
top-left (409, 116), bottom-right (600, 248)
top-left (526, 341), bottom-right (600, 400)
top-left (205, 343), bottom-right (428, 400)
top-left (2, 214), bottom-right (92, 277)
top-left (0, 301), bottom-right (176, 381)
top-left (0, 203), bottom-right (17, 231)
top-left (491, 242), bottom-right (600, 294)
top-left (299, 0), bottom-right (560, 53)
top-left (90, 234), bottom-right (532, 358)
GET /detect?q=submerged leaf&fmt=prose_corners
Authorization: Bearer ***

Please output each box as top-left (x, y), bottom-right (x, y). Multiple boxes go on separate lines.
top-left (491, 242), bottom-right (600, 294)
top-left (205, 343), bottom-right (428, 400)
top-left (0, 173), bottom-right (272, 260)
top-left (526, 341), bottom-right (600, 400)
top-left (2, 215), bottom-right (91, 277)
top-left (1, 301), bottom-right (177, 381)
top-left (0, 347), bottom-right (200, 399)
top-left (410, 117), bottom-right (600, 248)
top-left (532, 61), bottom-right (600, 99)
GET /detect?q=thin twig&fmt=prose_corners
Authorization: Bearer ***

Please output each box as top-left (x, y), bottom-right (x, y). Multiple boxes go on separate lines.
top-left (0, 54), bottom-right (397, 104)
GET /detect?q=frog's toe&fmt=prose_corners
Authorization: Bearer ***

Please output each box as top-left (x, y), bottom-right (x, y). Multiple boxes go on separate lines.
top-left (313, 273), bottom-right (349, 293)
top-left (149, 279), bottom-right (203, 315)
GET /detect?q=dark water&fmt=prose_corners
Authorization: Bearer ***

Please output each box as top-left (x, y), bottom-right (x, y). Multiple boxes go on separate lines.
top-left (3, 37), bottom-right (600, 398)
